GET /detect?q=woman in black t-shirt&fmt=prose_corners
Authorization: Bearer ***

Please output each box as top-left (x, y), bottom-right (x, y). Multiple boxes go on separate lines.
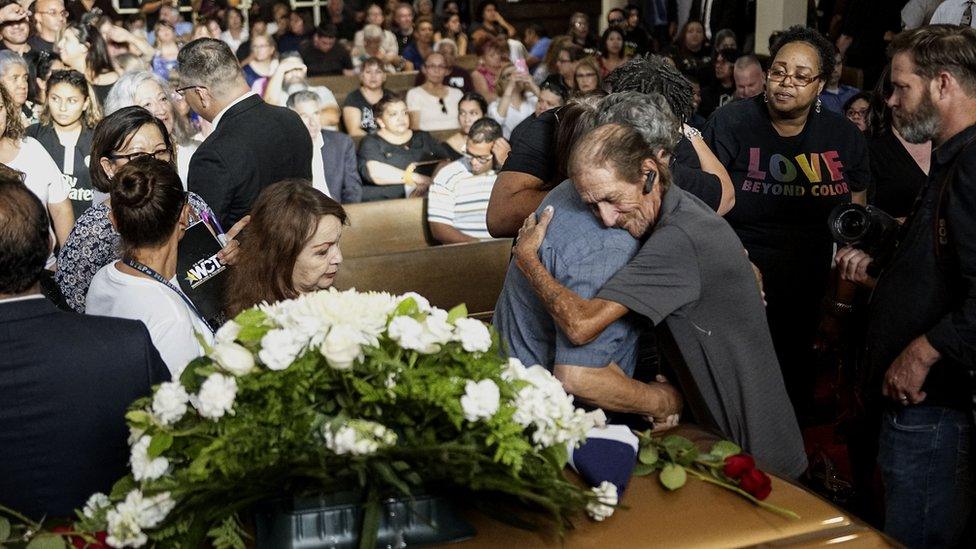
top-left (357, 95), bottom-right (449, 202)
top-left (668, 21), bottom-right (712, 84)
top-left (703, 26), bottom-right (870, 423)
top-left (27, 70), bottom-right (101, 219)
top-left (342, 57), bottom-right (391, 137)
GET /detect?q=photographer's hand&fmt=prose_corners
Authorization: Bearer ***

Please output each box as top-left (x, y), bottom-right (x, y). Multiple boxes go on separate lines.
top-left (835, 246), bottom-right (877, 288)
top-left (883, 336), bottom-right (940, 405)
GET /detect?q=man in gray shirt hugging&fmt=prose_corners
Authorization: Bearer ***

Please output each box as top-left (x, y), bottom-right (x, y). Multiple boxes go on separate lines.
top-left (501, 93), bottom-right (807, 479)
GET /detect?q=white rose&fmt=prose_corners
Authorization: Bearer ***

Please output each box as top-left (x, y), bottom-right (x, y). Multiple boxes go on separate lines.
top-left (214, 320), bottom-right (241, 344)
top-left (588, 408), bottom-right (608, 428)
top-left (210, 341), bottom-right (256, 376)
top-left (453, 318), bottom-right (492, 353)
top-left (321, 325), bottom-right (363, 370)
top-left (460, 379), bottom-right (500, 421)
top-left (194, 373), bottom-right (238, 420)
top-left (258, 328), bottom-right (306, 371)
top-left (151, 382), bottom-right (189, 426)
top-left (388, 316), bottom-right (438, 354)
top-left (133, 491), bottom-right (176, 528)
top-left (129, 436), bottom-right (169, 482)
top-left (586, 481), bottom-right (618, 521)
top-left (82, 492), bottom-right (111, 519)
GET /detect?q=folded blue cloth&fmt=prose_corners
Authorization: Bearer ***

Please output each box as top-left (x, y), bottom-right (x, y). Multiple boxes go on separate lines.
top-left (568, 425), bottom-right (639, 494)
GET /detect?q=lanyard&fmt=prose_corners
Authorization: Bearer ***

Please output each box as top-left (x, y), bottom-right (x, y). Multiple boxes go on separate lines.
top-left (122, 258), bottom-right (216, 334)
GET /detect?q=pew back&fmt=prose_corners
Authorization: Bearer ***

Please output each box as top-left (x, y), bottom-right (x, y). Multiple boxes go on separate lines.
top-left (340, 198), bottom-right (435, 258)
top-left (333, 238), bottom-right (512, 318)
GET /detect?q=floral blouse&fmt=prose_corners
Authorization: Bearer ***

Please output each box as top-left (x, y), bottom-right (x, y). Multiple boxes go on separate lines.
top-left (56, 192), bottom-right (214, 313)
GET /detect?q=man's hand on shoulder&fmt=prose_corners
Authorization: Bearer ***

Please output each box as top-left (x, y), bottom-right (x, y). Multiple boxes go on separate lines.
top-left (513, 205), bottom-right (553, 273)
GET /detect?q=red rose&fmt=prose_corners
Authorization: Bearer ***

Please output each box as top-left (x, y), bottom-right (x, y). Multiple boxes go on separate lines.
top-left (723, 454), bottom-right (756, 479)
top-left (49, 527), bottom-right (108, 548)
top-left (739, 468), bottom-right (772, 500)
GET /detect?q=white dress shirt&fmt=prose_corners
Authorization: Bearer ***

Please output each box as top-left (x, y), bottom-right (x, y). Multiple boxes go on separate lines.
top-left (310, 132), bottom-right (332, 198)
top-left (210, 91), bottom-right (258, 130)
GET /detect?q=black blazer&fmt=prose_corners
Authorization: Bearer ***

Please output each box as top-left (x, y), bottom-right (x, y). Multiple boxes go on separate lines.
top-left (319, 130), bottom-right (363, 203)
top-left (0, 297), bottom-right (170, 520)
top-left (688, 0), bottom-right (745, 38)
top-left (188, 94), bottom-right (313, 228)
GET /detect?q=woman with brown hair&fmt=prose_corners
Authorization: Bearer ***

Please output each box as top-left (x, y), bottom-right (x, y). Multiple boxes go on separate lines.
top-left (470, 37), bottom-right (509, 103)
top-left (224, 180), bottom-right (346, 317)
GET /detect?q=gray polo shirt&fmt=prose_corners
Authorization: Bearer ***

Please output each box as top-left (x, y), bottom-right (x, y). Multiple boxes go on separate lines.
top-left (598, 186), bottom-right (808, 479)
top-left (493, 181), bottom-right (641, 375)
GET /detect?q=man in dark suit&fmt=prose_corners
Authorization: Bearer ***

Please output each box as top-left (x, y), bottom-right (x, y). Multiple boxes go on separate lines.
top-left (179, 38), bottom-right (313, 228)
top-left (0, 170), bottom-right (170, 520)
top-left (689, 0), bottom-right (745, 42)
top-left (287, 89), bottom-right (363, 203)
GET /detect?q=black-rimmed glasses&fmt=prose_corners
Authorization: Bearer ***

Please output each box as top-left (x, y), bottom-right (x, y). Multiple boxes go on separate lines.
top-left (175, 85), bottom-right (206, 97)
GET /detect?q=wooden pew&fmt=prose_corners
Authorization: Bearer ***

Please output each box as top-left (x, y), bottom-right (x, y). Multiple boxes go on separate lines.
top-left (340, 198), bottom-right (435, 259)
top-left (333, 238), bottom-right (512, 318)
top-left (455, 54), bottom-right (478, 71)
top-left (309, 71), bottom-right (421, 107)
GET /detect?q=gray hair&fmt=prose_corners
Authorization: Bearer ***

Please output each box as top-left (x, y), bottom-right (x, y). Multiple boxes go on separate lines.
top-left (176, 38), bottom-right (245, 97)
top-left (734, 54), bottom-right (763, 72)
top-left (286, 90), bottom-right (320, 109)
top-left (363, 24), bottom-right (383, 41)
top-left (0, 51), bottom-right (27, 79)
top-left (596, 92), bottom-right (681, 155)
top-left (103, 70), bottom-right (167, 115)
top-left (434, 38), bottom-right (457, 54)
top-left (103, 70), bottom-right (195, 146)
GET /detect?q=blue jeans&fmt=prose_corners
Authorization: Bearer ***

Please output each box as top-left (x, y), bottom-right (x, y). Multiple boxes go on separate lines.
top-left (878, 406), bottom-right (975, 548)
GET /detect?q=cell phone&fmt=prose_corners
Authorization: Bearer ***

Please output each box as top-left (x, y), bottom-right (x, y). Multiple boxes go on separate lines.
top-left (514, 58), bottom-right (528, 74)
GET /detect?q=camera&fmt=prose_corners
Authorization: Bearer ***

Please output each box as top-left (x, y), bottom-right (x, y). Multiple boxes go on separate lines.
top-left (828, 203), bottom-right (900, 273)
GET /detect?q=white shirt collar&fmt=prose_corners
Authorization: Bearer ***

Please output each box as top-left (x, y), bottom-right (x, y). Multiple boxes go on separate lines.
top-left (211, 91), bottom-right (258, 129)
top-left (0, 293), bottom-right (45, 305)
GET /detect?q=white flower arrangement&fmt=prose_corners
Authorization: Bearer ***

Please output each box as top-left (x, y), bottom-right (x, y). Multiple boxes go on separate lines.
top-left (74, 289), bottom-right (606, 548)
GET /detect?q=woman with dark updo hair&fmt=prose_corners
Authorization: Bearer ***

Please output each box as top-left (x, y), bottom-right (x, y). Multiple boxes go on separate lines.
top-left (85, 156), bottom-right (214, 377)
top-left (224, 179), bottom-right (346, 317)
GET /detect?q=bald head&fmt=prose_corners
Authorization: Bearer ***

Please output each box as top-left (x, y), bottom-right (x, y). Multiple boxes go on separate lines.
top-left (734, 55), bottom-right (765, 99)
top-left (0, 168), bottom-right (50, 295)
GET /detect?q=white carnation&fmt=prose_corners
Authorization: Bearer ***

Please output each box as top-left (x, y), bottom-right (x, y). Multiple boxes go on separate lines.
top-left (214, 320), bottom-right (241, 344)
top-left (398, 292), bottom-right (431, 313)
top-left (106, 490), bottom-right (176, 547)
top-left (460, 379), bottom-right (500, 422)
top-left (321, 324), bottom-right (364, 370)
top-left (586, 481), bottom-right (618, 521)
top-left (509, 364), bottom-right (598, 449)
top-left (194, 373), bottom-right (238, 420)
top-left (151, 382), bottom-right (189, 426)
top-left (388, 316), bottom-right (438, 354)
top-left (258, 328), bottom-right (307, 370)
top-left (130, 436), bottom-right (169, 482)
top-left (210, 341), bottom-right (256, 376)
top-left (422, 309), bottom-right (454, 346)
top-left (82, 492), bottom-right (111, 520)
top-left (453, 318), bottom-right (492, 353)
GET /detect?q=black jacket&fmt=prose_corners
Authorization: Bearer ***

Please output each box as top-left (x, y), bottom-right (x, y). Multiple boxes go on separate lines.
top-left (0, 297), bottom-right (170, 519)
top-left (188, 94), bottom-right (313, 228)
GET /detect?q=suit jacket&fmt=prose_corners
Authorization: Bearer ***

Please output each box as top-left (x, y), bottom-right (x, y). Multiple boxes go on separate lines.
top-left (0, 296), bottom-right (170, 520)
top-left (689, 0), bottom-right (744, 38)
top-left (320, 130), bottom-right (363, 204)
top-left (188, 94), bottom-right (313, 228)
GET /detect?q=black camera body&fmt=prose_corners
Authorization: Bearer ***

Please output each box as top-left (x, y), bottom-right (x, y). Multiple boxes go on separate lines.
top-left (828, 203), bottom-right (900, 274)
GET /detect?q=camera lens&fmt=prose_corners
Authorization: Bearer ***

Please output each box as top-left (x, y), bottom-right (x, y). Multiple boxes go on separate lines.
top-left (837, 210), bottom-right (867, 239)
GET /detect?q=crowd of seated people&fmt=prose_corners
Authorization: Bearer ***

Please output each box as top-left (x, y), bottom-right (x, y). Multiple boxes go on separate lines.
top-left (4, 2), bottom-right (976, 548)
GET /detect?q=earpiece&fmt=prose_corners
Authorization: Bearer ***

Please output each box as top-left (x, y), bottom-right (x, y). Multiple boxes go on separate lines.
top-left (643, 171), bottom-right (657, 194)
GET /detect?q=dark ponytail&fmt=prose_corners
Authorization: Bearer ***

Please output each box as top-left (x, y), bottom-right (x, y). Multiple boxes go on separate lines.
top-left (110, 156), bottom-right (186, 253)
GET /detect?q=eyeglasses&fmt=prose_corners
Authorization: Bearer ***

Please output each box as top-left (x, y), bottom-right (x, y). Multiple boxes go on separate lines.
top-left (37, 9), bottom-right (68, 18)
top-left (438, 97), bottom-right (447, 114)
top-left (108, 148), bottom-right (172, 162)
top-left (465, 151), bottom-right (493, 163)
top-left (767, 68), bottom-right (821, 87)
top-left (846, 107), bottom-right (869, 119)
top-left (175, 85), bottom-right (207, 97)
top-left (608, 17), bottom-right (624, 25)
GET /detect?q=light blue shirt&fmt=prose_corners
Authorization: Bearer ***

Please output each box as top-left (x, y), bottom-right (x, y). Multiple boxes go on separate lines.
top-left (930, 0), bottom-right (976, 26)
top-left (493, 180), bottom-right (641, 374)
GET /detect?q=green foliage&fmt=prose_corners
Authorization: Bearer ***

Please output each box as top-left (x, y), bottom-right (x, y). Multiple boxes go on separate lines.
top-left (659, 464), bottom-right (687, 491)
top-left (206, 515), bottom-right (247, 549)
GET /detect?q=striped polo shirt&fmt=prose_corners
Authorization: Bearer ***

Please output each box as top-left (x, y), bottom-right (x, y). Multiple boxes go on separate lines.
top-left (427, 158), bottom-right (496, 239)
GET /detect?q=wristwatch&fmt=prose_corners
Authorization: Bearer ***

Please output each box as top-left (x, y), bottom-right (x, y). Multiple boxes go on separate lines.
top-left (683, 125), bottom-right (702, 141)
